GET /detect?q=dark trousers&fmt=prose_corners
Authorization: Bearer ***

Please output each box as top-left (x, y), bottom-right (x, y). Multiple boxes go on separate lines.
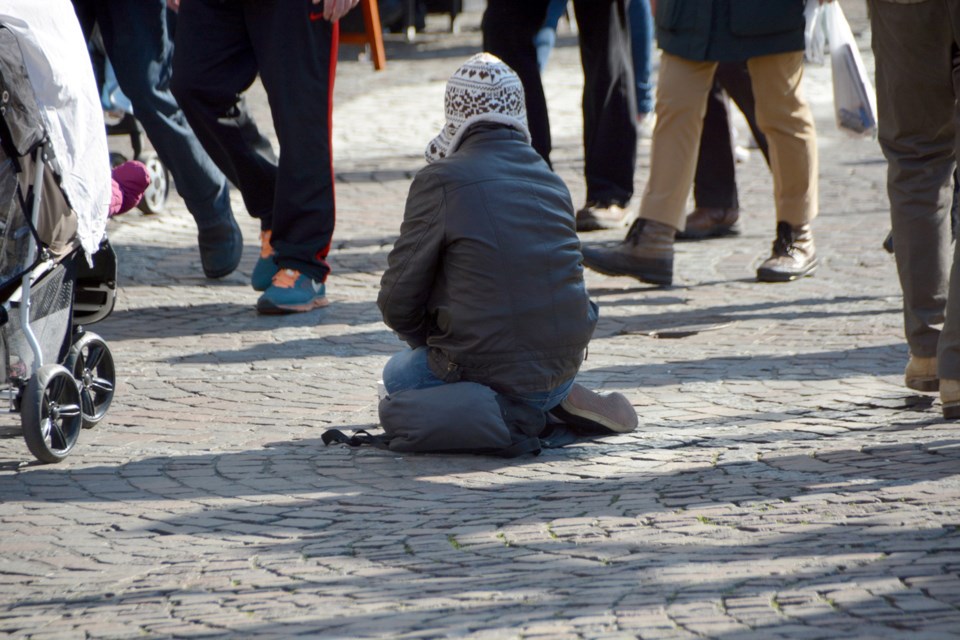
top-left (72, 0), bottom-right (233, 230)
top-left (171, 0), bottom-right (338, 282)
top-left (693, 61), bottom-right (770, 210)
top-left (482, 0), bottom-right (637, 206)
top-left (870, 0), bottom-right (960, 374)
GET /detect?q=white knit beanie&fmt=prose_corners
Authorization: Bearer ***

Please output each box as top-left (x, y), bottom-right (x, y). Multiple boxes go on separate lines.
top-left (425, 52), bottom-right (531, 164)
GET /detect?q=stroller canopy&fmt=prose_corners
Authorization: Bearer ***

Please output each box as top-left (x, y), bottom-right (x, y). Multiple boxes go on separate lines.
top-left (0, 0), bottom-right (111, 257)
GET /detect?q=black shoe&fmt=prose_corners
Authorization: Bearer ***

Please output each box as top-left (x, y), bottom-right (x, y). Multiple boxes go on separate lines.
top-left (581, 218), bottom-right (675, 286)
top-left (197, 216), bottom-right (243, 279)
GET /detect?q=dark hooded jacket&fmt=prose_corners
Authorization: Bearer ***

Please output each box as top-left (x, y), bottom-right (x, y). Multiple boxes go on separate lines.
top-left (655, 0), bottom-right (806, 62)
top-left (378, 124), bottom-right (598, 395)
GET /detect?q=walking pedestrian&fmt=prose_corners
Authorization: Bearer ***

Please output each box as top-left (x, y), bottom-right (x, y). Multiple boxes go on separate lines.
top-left (482, 0), bottom-right (638, 233)
top-left (869, 0), bottom-right (960, 418)
top-left (582, 0), bottom-right (824, 286)
top-left (170, 0), bottom-right (358, 314)
top-left (72, 0), bottom-right (244, 280)
top-left (678, 61), bottom-right (771, 240)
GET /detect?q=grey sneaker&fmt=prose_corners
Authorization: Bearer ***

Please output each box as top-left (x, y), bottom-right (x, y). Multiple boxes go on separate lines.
top-left (756, 221), bottom-right (818, 282)
top-left (581, 218), bottom-right (675, 286)
top-left (554, 383), bottom-right (638, 433)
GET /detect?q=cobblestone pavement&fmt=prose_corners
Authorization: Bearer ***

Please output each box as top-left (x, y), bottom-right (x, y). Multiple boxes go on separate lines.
top-left (3, 3), bottom-right (960, 639)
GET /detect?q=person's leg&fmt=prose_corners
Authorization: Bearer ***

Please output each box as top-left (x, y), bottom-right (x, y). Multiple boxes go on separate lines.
top-left (382, 347), bottom-right (446, 395)
top-left (83, 0), bottom-right (243, 278)
top-left (693, 79), bottom-right (737, 211)
top-left (627, 0), bottom-right (654, 117)
top-left (680, 74), bottom-right (741, 240)
top-left (534, 0), bottom-right (568, 72)
top-left (639, 54), bottom-right (717, 229)
top-left (580, 53), bottom-right (716, 286)
top-left (715, 61), bottom-right (770, 166)
top-left (171, 0), bottom-right (277, 228)
top-left (483, 0), bottom-right (552, 164)
top-left (510, 377), bottom-right (576, 414)
top-left (870, 0), bottom-right (954, 391)
top-left (242, 0), bottom-right (338, 313)
top-left (748, 51), bottom-right (819, 282)
top-left (572, 0), bottom-right (636, 207)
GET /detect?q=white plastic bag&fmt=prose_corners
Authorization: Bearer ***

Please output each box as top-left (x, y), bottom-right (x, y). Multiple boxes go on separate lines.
top-left (804, 0), bottom-right (825, 65)
top-left (823, 1), bottom-right (877, 137)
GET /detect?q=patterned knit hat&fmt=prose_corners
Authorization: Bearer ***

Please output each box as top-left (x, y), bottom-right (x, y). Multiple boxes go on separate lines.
top-left (425, 53), bottom-right (531, 164)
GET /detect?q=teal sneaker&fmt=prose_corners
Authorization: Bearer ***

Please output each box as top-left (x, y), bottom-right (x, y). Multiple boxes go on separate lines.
top-left (251, 230), bottom-right (278, 291)
top-left (256, 269), bottom-right (329, 314)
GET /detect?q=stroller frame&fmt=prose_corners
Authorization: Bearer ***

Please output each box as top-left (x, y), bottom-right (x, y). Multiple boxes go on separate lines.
top-left (0, 21), bottom-right (119, 464)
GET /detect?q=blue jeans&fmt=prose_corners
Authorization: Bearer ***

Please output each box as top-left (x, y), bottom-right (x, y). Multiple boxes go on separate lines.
top-left (534, 0), bottom-right (570, 71)
top-left (628, 0), bottom-right (654, 115)
top-left (74, 0), bottom-right (233, 230)
top-left (383, 346), bottom-right (575, 413)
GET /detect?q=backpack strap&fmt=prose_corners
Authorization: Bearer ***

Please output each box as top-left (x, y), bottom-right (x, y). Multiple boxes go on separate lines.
top-left (321, 428), bottom-right (392, 450)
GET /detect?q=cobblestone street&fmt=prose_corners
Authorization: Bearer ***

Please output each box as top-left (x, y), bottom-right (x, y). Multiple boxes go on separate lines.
top-left (2, 3), bottom-right (959, 638)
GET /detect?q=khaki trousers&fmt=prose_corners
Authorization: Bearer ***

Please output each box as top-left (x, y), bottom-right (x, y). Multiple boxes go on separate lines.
top-left (640, 51), bottom-right (818, 231)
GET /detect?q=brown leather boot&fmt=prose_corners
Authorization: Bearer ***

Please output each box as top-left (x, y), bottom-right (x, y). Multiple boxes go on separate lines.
top-left (676, 207), bottom-right (741, 240)
top-left (941, 379), bottom-right (960, 419)
top-left (756, 222), bottom-right (818, 282)
top-left (905, 354), bottom-right (938, 392)
top-left (581, 218), bottom-right (675, 285)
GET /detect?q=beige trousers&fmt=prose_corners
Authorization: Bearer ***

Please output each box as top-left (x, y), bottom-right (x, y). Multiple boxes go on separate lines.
top-left (640, 51), bottom-right (818, 231)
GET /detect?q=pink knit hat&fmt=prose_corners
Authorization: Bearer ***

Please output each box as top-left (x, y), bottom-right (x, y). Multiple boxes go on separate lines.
top-left (425, 53), bottom-right (531, 164)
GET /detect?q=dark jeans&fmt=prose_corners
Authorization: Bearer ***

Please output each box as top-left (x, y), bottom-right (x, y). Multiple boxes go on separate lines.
top-left (628, 0), bottom-right (654, 115)
top-left (483, 0), bottom-right (637, 206)
top-left (693, 61), bottom-right (770, 210)
top-left (171, 0), bottom-right (338, 282)
top-left (72, 0), bottom-right (233, 231)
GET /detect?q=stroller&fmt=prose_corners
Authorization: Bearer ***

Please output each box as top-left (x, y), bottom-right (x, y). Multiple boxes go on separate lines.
top-left (0, 10), bottom-right (119, 463)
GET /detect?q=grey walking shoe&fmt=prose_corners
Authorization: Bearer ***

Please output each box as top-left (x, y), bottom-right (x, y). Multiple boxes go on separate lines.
top-left (581, 218), bottom-right (675, 286)
top-left (553, 383), bottom-right (638, 433)
top-left (756, 221), bottom-right (818, 282)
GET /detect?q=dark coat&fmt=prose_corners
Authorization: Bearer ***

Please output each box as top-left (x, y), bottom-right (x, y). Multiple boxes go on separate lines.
top-left (655, 0), bottom-right (806, 62)
top-left (378, 124), bottom-right (598, 395)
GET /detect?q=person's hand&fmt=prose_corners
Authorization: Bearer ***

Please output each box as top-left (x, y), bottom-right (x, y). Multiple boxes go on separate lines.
top-left (312, 0), bottom-right (360, 22)
top-left (167, 0), bottom-right (180, 12)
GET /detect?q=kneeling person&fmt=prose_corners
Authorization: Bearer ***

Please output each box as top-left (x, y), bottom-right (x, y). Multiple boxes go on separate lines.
top-left (377, 53), bottom-right (637, 435)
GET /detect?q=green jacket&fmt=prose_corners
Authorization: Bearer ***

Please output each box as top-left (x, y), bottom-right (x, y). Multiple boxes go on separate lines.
top-left (655, 0), bottom-right (806, 62)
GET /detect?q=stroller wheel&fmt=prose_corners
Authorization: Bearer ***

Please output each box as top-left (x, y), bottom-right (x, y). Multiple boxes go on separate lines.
top-left (21, 364), bottom-right (83, 463)
top-left (66, 331), bottom-right (115, 430)
top-left (136, 151), bottom-right (170, 215)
